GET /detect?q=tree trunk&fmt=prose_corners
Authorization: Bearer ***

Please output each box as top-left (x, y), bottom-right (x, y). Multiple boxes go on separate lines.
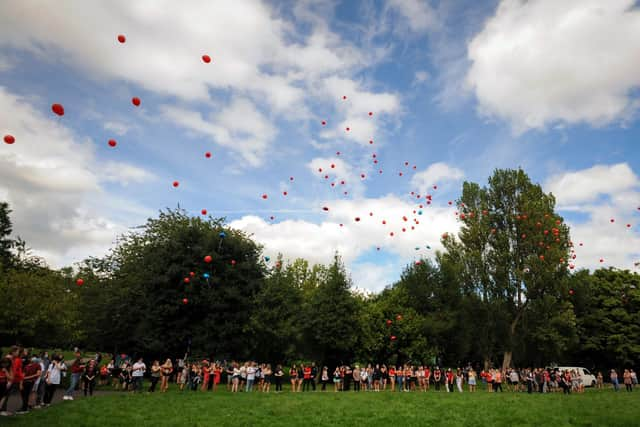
top-left (502, 351), bottom-right (512, 372)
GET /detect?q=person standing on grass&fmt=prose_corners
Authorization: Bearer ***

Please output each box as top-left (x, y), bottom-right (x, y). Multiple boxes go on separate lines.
top-left (0, 346), bottom-right (23, 414)
top-left (160, 359), bottom-right (173, 392)
top-left (274, 365), bottom-right (284, 392)
top-left (333, 367), bottom-right (341, 392)
top-left (231, 362), bottom-right (240, 393)
top-left (43, 355), bottom-right (63, 406)
top-left (310, 362), bottom-right (317, 391)
top-left (262, 364), bottom-right (272, 392)
top-left (468, 369), bottom-right (477, 392)
top-left (456, 369), bottom-right (464, 393)
top-left (433, 367), bottom-right (440, 391)
top-left (319, 366), bottom-right (328, 391)
top-left (424, 366), bottom-right (431, 391)
top-left (352, 365), bottom-right (361, 392)
top-left (16, 357), bottom-right (40, 414)
top-left (0, 355), bottom-right (12, 416)
top-left (63, 353), bottom-right (84, 401)
top-left (302, 364), bottom-right (311, 391)
top-left (131, 357), bottom-right (146, 393)
top-left (148, 360), bottom-right (161, 392)
top-left (289, 364), bottom-right (298, 392)
top-left (246, 362), bottom-right (257, 392)
top-left (34, 352), bottom-right (49, 408)
top-left (83, 360), bottom-right (98, 397)
top-left (623, 369), bottom-right (632, 392)
top-left (388, 366), bottom-right (395, 392)
top-left (201, 361), bottom-right (210, 392)
top-left (494, 369), bottom-right (503, 392)
top-left (360, 365), bottom-right (369, 391)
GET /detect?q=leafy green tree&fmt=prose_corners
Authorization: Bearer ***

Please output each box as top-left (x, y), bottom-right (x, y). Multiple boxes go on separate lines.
top-left (81, 208), bottom-right (266, 359)
top-left (302, 254), bottom-right (360, 365)
top-left (570, 268), bottom-right (640, 370)
top-left (442, 169), bottom-right (571, 369)
top-left (0, 202), bottom-right (14, 268)
top-left (248, 255), bottom-right (304, 363)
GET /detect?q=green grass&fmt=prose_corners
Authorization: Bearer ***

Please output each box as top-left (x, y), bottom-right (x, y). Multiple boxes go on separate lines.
top-left (5, 387), bottom-right (640, 427)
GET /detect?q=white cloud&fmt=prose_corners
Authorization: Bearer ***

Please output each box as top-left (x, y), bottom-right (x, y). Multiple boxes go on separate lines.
top-left (103, 121), bottom-right (131, 136)
top-left (387, 0), bottom-right (438, 33)
top-left (351, 262), bottom-right (398, 293)
top-left (160, 97), bottom-right (276, 167)
top-left (544, 162), bottom-right (640, 271)
top-left (0, 86), bottom-right (153, 265)
top-left (229, 194), bottom-right (460, 290)
top-left (413, 70), bottom-right (430, 84)
top-left (545, 163), bottom-right (638, 206)
top-left (466, 0), bottom-right (640, 132)
top-left (410, 162), bottom-right (464, 194)
top-left (0, 0), bottom-right (400, 167)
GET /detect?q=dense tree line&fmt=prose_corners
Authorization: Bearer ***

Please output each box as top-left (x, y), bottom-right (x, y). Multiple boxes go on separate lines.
top-left (1, 170), bottom-right (638, 373)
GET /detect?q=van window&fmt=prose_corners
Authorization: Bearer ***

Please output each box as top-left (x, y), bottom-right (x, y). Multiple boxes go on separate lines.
top-left (583, 368), bottom-right (590, 375)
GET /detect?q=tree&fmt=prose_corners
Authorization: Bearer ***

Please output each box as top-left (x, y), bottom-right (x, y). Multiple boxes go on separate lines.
top-left (80, 208), bottom-right (266, 359)
top-left (248, 255), bottom-right (304, 363)
top-left (569, 268), bottom-right (640, 370)
top-left (301, 254), bottom-right (360, 366)
top-left (441, 169), bottom-right (571, 370)
top-left (0, 202), bottom-right (14, 268)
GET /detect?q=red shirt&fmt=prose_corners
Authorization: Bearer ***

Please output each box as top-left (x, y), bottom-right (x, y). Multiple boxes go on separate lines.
top-left (71, 361), bottom-right (84, 374)
top-left (303, 367), bottom-right (311, 380)
top-left (12, 357), bottom-right (24, 382)
top-left (24, 362), bottom-right (40, 381)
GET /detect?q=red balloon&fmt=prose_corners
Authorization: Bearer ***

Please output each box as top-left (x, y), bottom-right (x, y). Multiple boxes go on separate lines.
top-left (202, 54), bottom-right (211, 63)
top-left (389, 232), bottom-right (394, 236)
top-left (360, 173), bottom-right (365, 179)
top-left (368, 112), bottom-right (373, 116)
top-left (382, 220), bottom-right (386, 225)
top-left (396, 314), bottom-right (402, 321)
top-left (172, 181), bottom-right (179, 188)
top-left (131, 97), bottom-right (141, 107)
top-left (201, 209), bottom-right (207, 215)
top-left (539, 255), bottom-right (545, 261)
top-left (231, 260), bottom-right (236, 266)
top-left (342, 95), bottom-right (347, 100)
top-left (345, 127), bottom-right (350, 131)
top-left (599, 258), bottom-right (604, 263)
top-left (355, 217), bottom-right (360, 222)
top-left (322, 206), bottom-right (329, 211)
top-left (261, 194), bottom-right (268, 199)
top-left (184, 277), bottom-right (190, 284)
top-left (610, 218), bottom-right (615, 223)
top-left (627, 224), bottom-right (632, 228)
top-left (386, 319), bottom-right (392, 326)
top-left (433, 185), bottom-right (437, 190)
top-left (189, 272), bottom-right (195, 277)
top-left (3, 135), bottom-right (15, 144)
top-left (336, 152), bottom-right (341, 156)
top-left (76, 278), bottom-right (84, 286)
top-left (369, 140), bottom-right (374, 144)
top-left (51, 103), bottom-right (65, 116)
top-left (205, 152), bottom-right (212, 158)
top-left (117, 34), bottom-right (126, 43)
top-left (204, 255), bottom-right (212, 263)
top-left (182, 298), bottom-right (189, 305)
top-left (270, 216), bottom-right (275, 220)
top-left (569, 289), bottom-right (574, 295)
top-left (321, 120), bottom-right (326, 125)
top-left (108, 139), bottom-right (117, 147)
top-left (290, 176), bottom-right (294, 181)
top-left (331, 164), bottom-right (335, 168)
top-left (390, 335), bottom-right (397, 341)
top-left (282, 191), bottom-right (288, 196)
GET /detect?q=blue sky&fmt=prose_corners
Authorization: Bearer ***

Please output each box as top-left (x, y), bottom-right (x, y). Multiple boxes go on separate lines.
top-left (1, 0), bottom-right (639, 292)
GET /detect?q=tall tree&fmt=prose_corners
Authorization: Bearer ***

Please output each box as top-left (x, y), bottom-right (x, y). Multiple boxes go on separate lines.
top-left (0, 202), bottom-right (14, 267)
top-left (442, 169), bottom-right (571, 370)
top-left (302, 254), bottom-right (360, 365)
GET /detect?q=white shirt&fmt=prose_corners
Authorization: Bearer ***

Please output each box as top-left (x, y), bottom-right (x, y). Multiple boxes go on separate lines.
top-left (47, 363), bottom-right (61, 385)
top-left (247, 367), bottom-right (256, 380)
top-left (132, 362), bottom-right (146, 377)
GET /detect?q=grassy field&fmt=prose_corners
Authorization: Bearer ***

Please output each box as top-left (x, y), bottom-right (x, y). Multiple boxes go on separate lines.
top-left (4, 386), bottom-right (640, 427)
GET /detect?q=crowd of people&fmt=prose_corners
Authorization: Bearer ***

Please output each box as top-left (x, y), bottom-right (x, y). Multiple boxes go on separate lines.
top-left (1, 345), bottom-right (637, 416)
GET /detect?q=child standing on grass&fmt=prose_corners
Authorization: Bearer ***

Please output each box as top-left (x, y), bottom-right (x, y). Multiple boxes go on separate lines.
top-left (468, 369), bottom-right (477, 392)
top-left (274, 365), bottom-right (284, 392)
top-left (149, 360), bottom-right (161, 392)
top-left (82, 360), bottom-right (98, 397)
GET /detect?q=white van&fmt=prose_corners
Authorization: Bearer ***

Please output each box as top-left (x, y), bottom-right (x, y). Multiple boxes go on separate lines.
top-left (554, 367), bottom-right (597, 387)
